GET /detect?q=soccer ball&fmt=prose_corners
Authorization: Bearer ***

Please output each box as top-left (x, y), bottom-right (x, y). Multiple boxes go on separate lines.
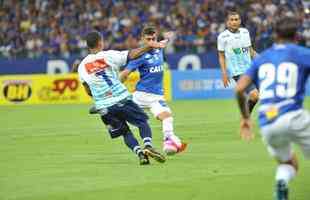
top-left (163, 139), bottom-right (179, 155)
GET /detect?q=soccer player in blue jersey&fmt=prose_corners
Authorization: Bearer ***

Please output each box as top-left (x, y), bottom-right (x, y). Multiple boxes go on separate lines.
top-left (235, 15), bottom-right (310, 200)
top-left (78, 31), bottom-right (167, 165)
top-left (218, 11), bottom-right (259, 113)
top-left (119, 25), bottom-right (187, 154)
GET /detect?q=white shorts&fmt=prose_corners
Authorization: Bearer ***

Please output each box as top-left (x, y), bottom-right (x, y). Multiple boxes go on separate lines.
top-left (132, 91), bottom-right (171, 117)
top-left (261, 109), bottom-right (310, 162)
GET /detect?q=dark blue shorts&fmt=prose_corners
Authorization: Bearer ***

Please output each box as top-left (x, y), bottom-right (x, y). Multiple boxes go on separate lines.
top-left (100, 99), bottom-right (149, 139)
top-left (233, 75), bottom-right (258, 94)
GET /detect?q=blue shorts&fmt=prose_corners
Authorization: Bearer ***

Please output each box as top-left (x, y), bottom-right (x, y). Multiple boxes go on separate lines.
top-left (100, 99), bottom-right (149, 138)
top-left (233, 75), bottom-right (258, 94)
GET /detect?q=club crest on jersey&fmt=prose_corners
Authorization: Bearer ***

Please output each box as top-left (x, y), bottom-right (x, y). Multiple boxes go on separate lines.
top-left (145, 54), bottom-right (151, 59)
top-left (149, 65), bottom-right (164, 73)
top-left (147, 58), bottom-right (155, 64)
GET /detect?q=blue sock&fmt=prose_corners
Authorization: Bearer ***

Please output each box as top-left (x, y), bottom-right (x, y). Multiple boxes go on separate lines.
top-left (123, 131), bottom-right (142, 155)
top-left (138, 122), bottom-right (153, 147)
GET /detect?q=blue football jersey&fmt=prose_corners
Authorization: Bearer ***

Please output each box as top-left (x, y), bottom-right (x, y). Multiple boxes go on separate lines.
top-left (246, 43), bottom-right (310, 127)
top-left (125, 49), bottom-right (164, 95)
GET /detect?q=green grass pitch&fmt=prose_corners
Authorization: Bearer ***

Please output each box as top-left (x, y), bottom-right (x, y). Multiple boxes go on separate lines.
top-left (1, 99), bottom-right (310, 200)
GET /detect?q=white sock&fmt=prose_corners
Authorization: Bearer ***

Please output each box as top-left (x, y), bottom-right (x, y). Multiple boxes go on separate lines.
top-left (275, 164), bottom-right (296, 184)
top-left (162, 117), bottom-right (174, 139)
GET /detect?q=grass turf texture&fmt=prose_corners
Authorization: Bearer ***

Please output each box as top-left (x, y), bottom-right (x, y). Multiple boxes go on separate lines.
top-left (1, 99), bottom-right (310, 200)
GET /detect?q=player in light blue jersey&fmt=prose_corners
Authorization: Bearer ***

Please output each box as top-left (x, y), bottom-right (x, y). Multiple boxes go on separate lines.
top-left (119, 25), bottom-right (187, 154)
top-left (218, 11), bottom-right (259, 113)
top-left (78, 31), bottom-right (168, 165)
top-left (235, 15), bottom-right (310, 200)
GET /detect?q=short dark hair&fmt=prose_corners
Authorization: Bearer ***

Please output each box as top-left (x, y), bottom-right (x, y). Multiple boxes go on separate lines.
top-left (85, 31), bottom-right (102, 49)
top-left (142, 25), bottom-right (157, 36)
top-left (226, 11), bottom-right (240, 20)
top-left (274, 15), bottom-right (299, 40)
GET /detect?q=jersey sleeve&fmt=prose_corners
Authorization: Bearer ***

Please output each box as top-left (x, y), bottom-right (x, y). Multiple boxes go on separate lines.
top-left (125, 56), bottom-right (144, 71)
top-left (104, 50), bottom-right (129, 67)
top-left (217, 34), bottom-right (225, 51)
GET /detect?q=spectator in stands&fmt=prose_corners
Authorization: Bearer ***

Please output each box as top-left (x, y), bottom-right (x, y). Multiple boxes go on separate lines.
top-left (0, 0), bottom-right (308, 59)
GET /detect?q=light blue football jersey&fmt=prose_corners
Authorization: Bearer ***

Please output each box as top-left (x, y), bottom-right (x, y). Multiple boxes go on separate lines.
top-left (78, 50), bottom-right (131, 109)
top-left (217, 28), bottom-right (252, 77)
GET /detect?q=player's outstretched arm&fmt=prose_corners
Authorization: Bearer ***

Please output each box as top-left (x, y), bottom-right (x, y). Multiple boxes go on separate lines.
top-left (235, 75), bottom-right (254, 141)
top-left (128, 40), bottom-right (168, 60)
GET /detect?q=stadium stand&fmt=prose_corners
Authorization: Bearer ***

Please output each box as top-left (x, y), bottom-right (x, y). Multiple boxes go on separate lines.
top-left (0, 0), bottom-right (309, 59)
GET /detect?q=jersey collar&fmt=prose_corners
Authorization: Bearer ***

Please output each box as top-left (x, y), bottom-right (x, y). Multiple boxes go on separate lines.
top-left (227, 28), bottom-right (240, 34)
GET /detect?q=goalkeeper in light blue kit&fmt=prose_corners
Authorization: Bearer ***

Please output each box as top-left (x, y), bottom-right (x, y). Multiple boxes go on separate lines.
top-left (235, 15), bottom-right (310, 200)
top-left (217, 11), bottom-right (259, 113)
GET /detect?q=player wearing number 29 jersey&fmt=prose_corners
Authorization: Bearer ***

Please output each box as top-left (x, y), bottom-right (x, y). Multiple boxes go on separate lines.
top-left (246, 43), bottom-right (310, 127)
top-left (236, 16), bottom-right (310, 200)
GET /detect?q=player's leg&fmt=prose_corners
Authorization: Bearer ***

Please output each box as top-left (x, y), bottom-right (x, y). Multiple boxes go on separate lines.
top-left (122, 130), bottom-right (150, 165)
top-left (116, 99), bottom-right (166, 163)
top-left (133, 91), bottom-right (172, 146)
top-left (150, 100), bottom-right (187, 154)
top-left (271, 109), bottom-right (310, 200)
top-left (233, 75), bottom-right (259, 113)
top-left (261, 115), bottom-right (298, 200)
top-left (290, 110), bottom-right (310, 160)
top-left (274, 154), bottom-right (298, 200)
top-left (133, 91), bottom-right (171, 138)
top-left (273, 109), bottom-right (310, 192)
top-left (100, 111), bottom-right (149, 165)
top-left (265, 142), bottom-right (297, 200)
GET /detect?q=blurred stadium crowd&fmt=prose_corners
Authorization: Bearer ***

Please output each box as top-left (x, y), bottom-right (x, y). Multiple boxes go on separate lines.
top-left (0, 0), bottom-right (309, 59)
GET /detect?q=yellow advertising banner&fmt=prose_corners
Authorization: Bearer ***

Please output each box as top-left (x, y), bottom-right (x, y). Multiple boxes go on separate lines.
top-left (0, 71), bottom-right (171, 105)
top-left (0, 74), bottom-right (92, 105)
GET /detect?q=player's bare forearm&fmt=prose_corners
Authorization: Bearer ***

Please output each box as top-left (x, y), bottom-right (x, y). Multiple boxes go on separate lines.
top-left (218, 51), bottom-right (230, 87)
top-left (128, 46), bottom-right (152, 60)
top-left (236, 90), bottom-right (249, 119)
top-left (82, 82), bottom-right (92, 97)
top-left (119, 69), bottom-right (131, 83)
top-left (218, 51), bottom-right (227, 74)
top-left (128, 40), bottom-right (168, 60)
top-left (235, 75), bottom-right (252, 119)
